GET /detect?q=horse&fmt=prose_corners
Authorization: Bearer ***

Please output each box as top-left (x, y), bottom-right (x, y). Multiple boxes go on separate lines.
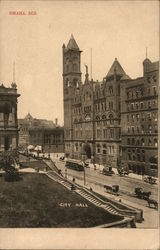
top-left (146, 198), bottom-right (158, 209)
top-left (142, 191), bottom-right (151, 200)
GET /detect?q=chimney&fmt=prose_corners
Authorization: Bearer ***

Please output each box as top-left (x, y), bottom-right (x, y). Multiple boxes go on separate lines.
top-left (55, 118), bottom-right (58, 127)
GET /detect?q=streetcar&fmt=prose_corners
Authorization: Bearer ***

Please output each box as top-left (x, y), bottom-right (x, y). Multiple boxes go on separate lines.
top-left (65, 159), bottom-right (84, 171)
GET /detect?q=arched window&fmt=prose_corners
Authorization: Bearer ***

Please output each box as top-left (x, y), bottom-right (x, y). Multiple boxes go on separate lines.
top-left (102, 115), bottom-right (106, 120)
top-left (148, 138), bottom-right (152, 146)
top-left (109, 114), bottom-right (114, 125)
top-left (73, 79), bottom-right (78, 87)
top-left (65, 79), bottom-right (69, 87)
top-left (141, 138), bottom-right (144, 146)
top-left (103, 144), bottom-right (107, 155)
top-left (132, 138), bottom-right (135, 145)
top-left (136, 140), bottom-right (140, 146)
top-left (97, 144), bottom-right (101, 154)
top-left (154, 138), bottom-right (157, 147)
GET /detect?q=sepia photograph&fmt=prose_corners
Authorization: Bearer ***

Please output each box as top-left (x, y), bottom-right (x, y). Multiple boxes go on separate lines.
top-left (0, 0), bottom-right (159, 249)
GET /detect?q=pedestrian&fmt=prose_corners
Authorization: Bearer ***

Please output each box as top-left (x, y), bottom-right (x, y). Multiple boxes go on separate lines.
top-left (73, 177), bottom-right (75, 183)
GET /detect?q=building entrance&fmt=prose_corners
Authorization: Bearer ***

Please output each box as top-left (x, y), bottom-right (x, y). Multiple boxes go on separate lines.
top-left (4, 136), bottom-right (10, 151)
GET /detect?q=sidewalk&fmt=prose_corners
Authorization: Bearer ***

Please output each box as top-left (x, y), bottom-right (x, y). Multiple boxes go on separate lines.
top-left (64, 171), bottom-right (158, 228)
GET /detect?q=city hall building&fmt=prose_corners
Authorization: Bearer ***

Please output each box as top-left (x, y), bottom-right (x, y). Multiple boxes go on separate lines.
top-left (0, 83), bottom-right (20, 152)
top-left (62, 35), bottom-right (158, 176)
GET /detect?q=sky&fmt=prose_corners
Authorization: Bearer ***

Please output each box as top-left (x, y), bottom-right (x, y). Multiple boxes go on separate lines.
top-left (0, 1), bottom-right (159, 125)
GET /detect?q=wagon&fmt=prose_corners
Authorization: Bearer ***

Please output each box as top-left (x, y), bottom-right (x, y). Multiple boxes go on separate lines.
top-left (135, 187), bottom-right (151, 200)
top-left (104, 184), bottom-right (119, 195)
top-left (144, 176), bottom-right (157, 184)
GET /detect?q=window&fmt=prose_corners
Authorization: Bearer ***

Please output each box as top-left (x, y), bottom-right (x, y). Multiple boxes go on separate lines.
top-left (148, 88), bottom-right (151, 96)
top-left (110, 129), bottom-right (114, 138)
top-left (148, 102), bottom-right (151, 109)
top-left (148, 113), bottom-right (151, 120)
top-left (127, 115), bottom-right (129, 122)
top-left (127, 138), bottom-right (130, 145)
top-left (140, 102), bottom-right (144, 109)
top-left (97, 144), bottom-right (101, 154)
top-left (154, 125), bottom-right (158, 133)
top-left (131, 103), bottom-right (134, 110)
top-left (109, 102), bottom-right (113, 110)
top-left (132, 127), bottom-right (134, 134)
top-left (148, 138), bottom-right (152, 146)
top-left (137, 127), bottom-right (140, 134)
top-left (141, 125), bottom-right (144, 134)
top-left (128, 154), bottom-right (131, 160)
top-left (103, 144), bottom-right (107, 155)
top-left (147, 77), bottom-right (151, 83)
top-left (136, 114), bottom-right (139, 121)
top-left (132, 115), bottom-right (135, 122)
top-left (154, 138), bottom-right (158, 147)
top-left (128, 127), bottom-right (130, 133)
top-left (141, 113), bottom-right (145, 121)
top-left (153, 87), bottom-right (157, 95)
top-left (132, 138), bottom-right (135, 145)
top-left (148, 125), bottom-right (152, 134)
top-left (135, 103), bottom-right (138, 109)
top-left (109, 86), bottom-right (113, 94)
top-left (136, 140), bottom-right (140, 146)
top-left (109, 114), bottom-right (114, 125)
top-left (141, 138), bottom-right (144, 146)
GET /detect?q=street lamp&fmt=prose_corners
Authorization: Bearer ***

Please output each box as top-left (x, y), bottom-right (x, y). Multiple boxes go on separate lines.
top-left (65, 165), bottom-right (67, 179)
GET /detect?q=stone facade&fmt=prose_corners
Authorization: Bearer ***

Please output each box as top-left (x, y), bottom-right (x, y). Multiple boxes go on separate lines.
top-left (63, 35), bottom-right (159, 175)
top-left (63, 35), bottom-right (125, 168)
top-left (18, 113), bottom-right (57, 148)
top-left (0, 83), bottom-right (20, 152)
top-left (28, 127), bottom-right (64, 153)
top-left (121, 59), bottom-right (158, 176)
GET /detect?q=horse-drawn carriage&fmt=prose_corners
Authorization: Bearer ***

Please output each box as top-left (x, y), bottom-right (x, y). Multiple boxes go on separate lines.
top-left (144, 176), bottom-right (157, 184)
top-left (135, 187), bottom-right (151, 200)
top-left (104, 184), bottom-right (119, 195)
top-left (117, 168), bottom-right (129, 177)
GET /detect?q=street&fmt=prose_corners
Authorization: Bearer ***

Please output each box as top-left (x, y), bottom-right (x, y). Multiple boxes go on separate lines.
top-left (55, 159), bottom-right (158, 228)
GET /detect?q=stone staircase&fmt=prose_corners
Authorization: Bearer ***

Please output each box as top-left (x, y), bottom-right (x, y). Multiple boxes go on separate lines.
top-left (46, 171), bottom-right (121, 216)
top-left (43, 159), bottom-right (59, 172)
top-left (76, 189), bottom-right (121, 215)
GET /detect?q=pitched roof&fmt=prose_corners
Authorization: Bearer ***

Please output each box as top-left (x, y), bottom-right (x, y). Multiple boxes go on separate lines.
top-left (120, 74), bottom-right (131, 81)
top-left (25, 113), bottom-right (33, 120)
top-left (106, 58), bottom-right (126, 78)
top-left (66, 34), bottom-right (80, 50)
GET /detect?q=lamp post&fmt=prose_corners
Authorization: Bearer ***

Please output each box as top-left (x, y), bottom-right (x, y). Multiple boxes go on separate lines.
top-left (84, 162), bottom-right (86, 186)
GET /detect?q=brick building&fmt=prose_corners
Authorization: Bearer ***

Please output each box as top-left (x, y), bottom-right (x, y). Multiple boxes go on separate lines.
top-left (121, 59), bottom-right (158, 176)
top-left (63, 35), bottom-right (127, 168)
top-left (28, 127), bottom-right (64, 153)
top-left (18, 113), bottom-right (57, 148)
top-left (62, 35), bottom-right (159, 175)
top-left (0, 82), bottom-right (20, 152)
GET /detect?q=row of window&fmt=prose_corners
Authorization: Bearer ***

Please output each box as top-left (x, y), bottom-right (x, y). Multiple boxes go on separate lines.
top-left (127, 112), bottom-right (157, 123)
top-left (66, 63), bottom-right (78, 73)
top-left (127, 99), bottom-right (157, 111)
top-left (127, 137), bottom-right (157, 147)
top-left (126, 86), bottom-right (157, 100)
top-left (127, 124), bottom-right (158, 134)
